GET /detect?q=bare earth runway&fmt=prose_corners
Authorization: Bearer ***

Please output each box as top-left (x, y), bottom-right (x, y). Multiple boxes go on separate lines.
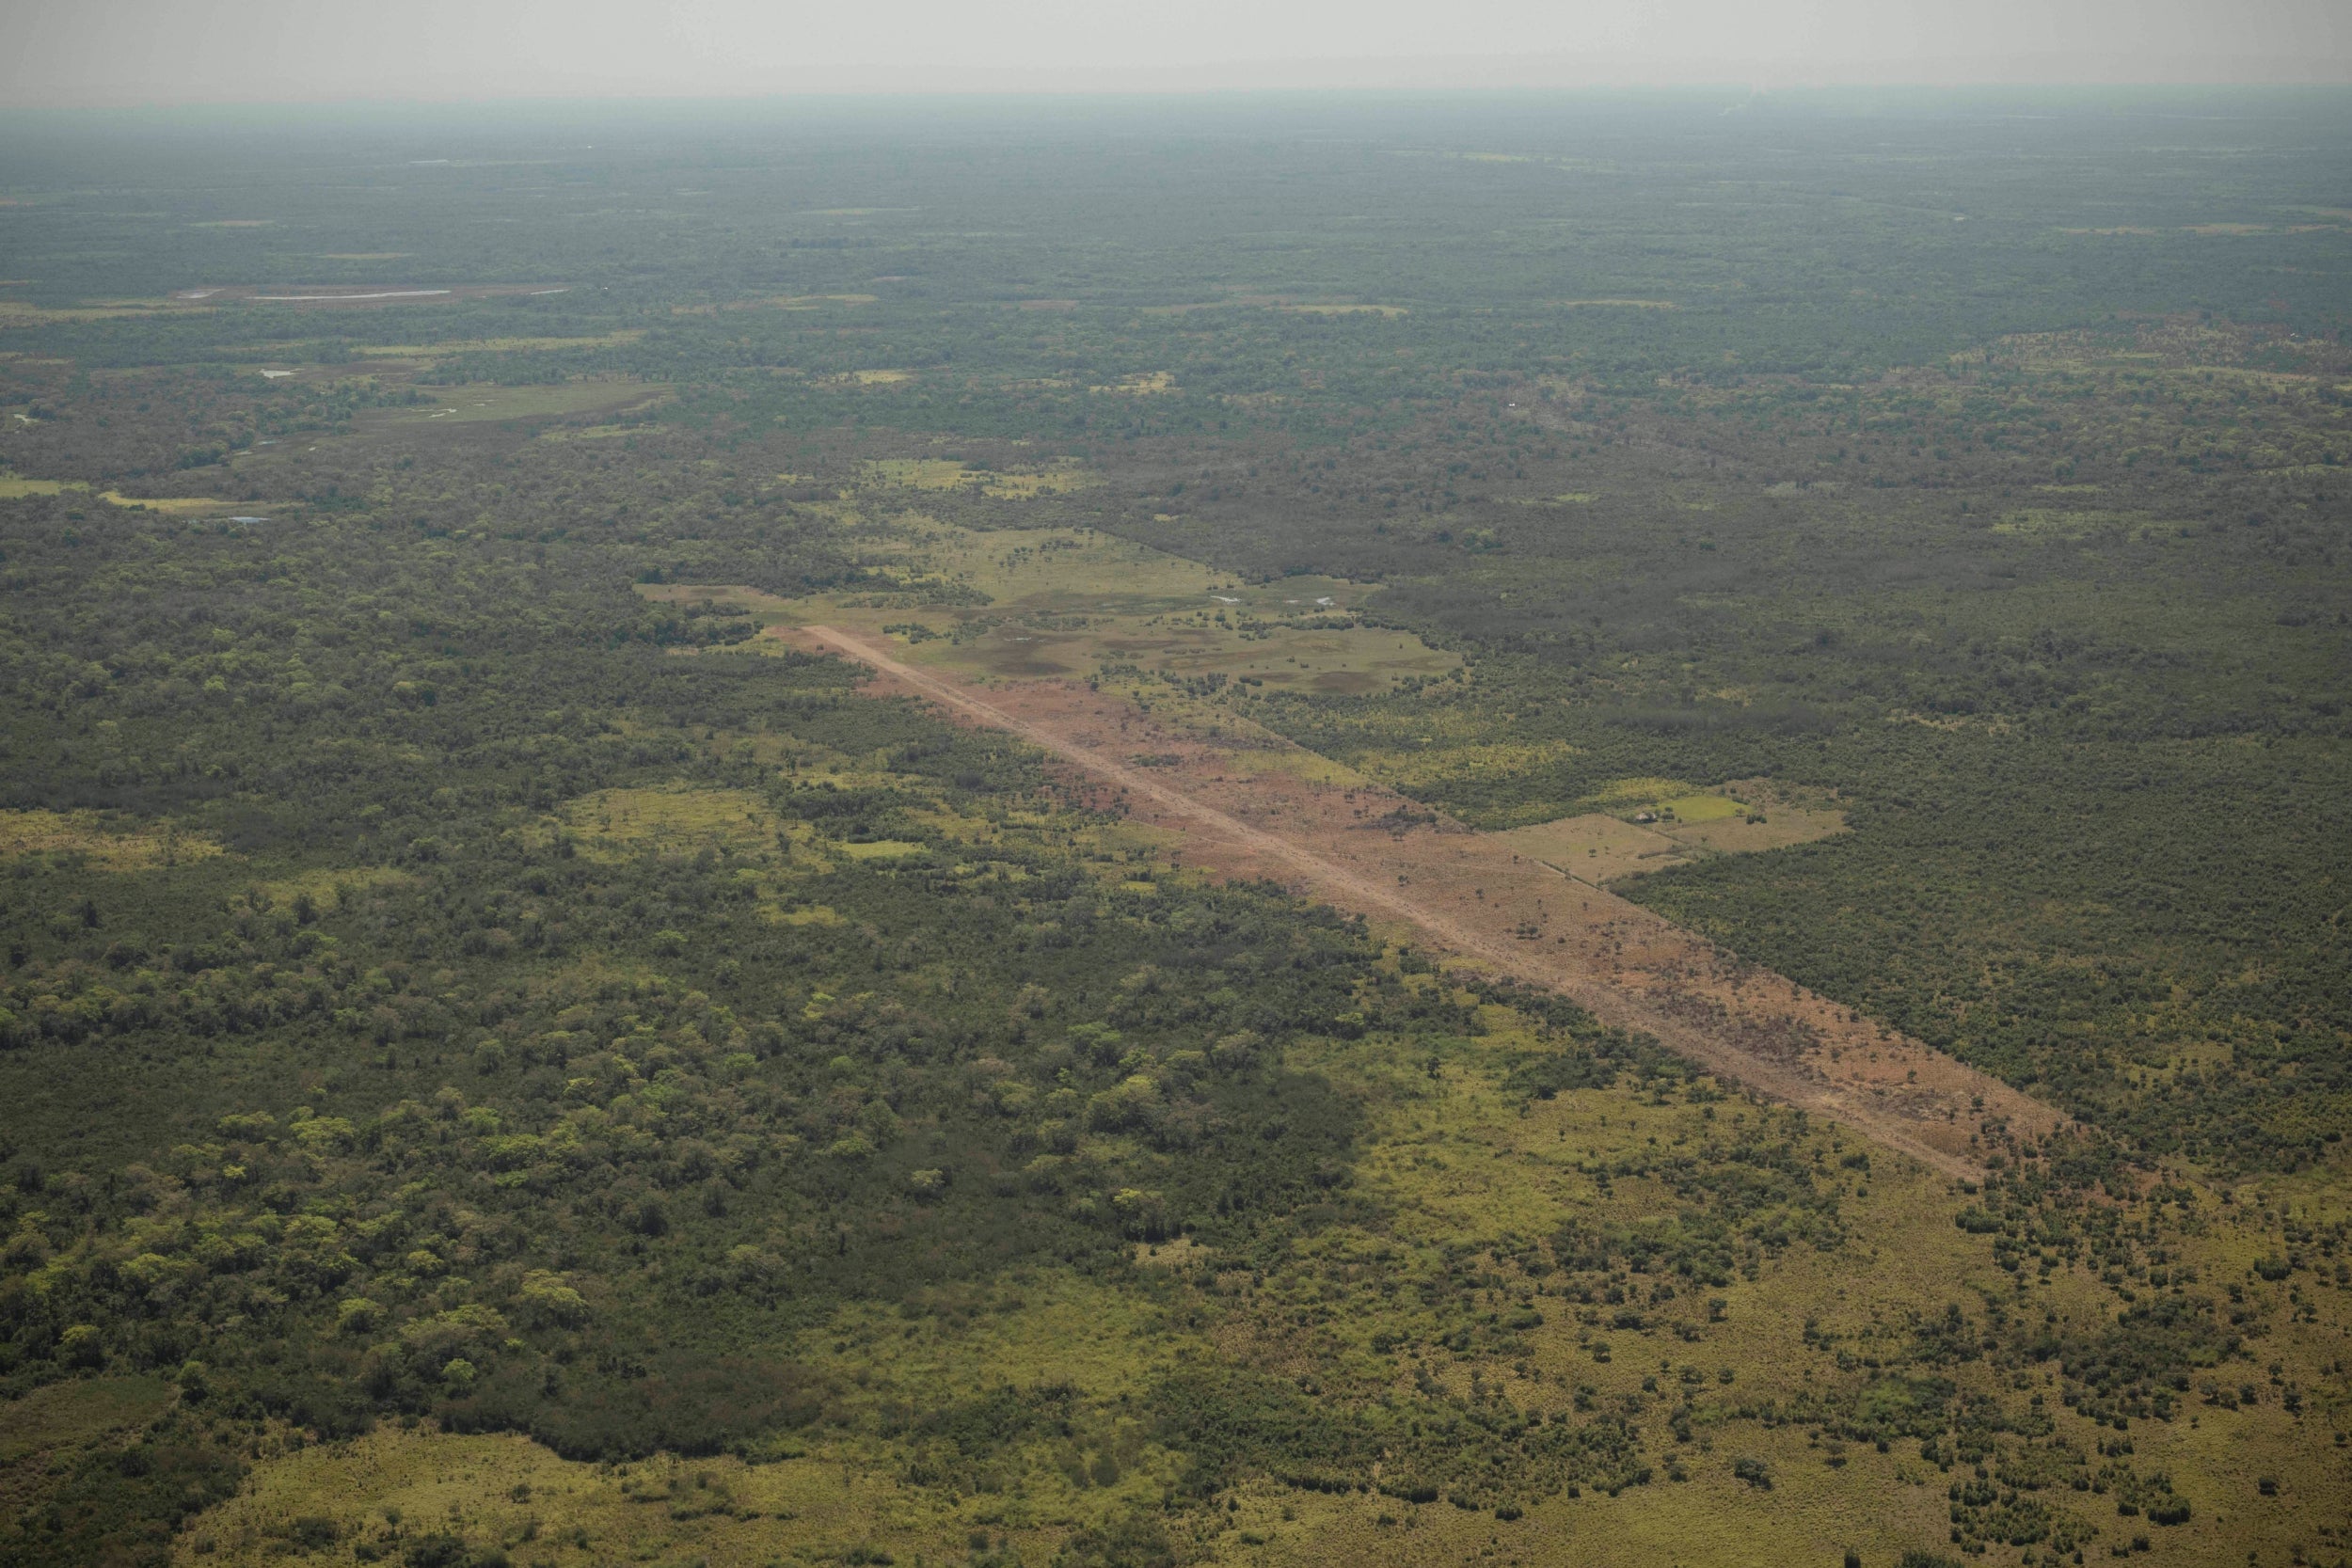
top-left (792, 625), bottom-right (2067, 1181)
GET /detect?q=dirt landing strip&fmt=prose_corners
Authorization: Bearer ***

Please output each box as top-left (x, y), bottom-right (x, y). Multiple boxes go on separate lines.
top-left (790, 625), bottom-right (2067, 1181)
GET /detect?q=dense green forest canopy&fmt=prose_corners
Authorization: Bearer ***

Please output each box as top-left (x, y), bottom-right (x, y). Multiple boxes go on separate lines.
top-left (0, 89), bottom-right (2345, 1568)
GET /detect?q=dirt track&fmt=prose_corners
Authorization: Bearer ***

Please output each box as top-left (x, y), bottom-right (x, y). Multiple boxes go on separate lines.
top-left (793, 625), bottom-right (2067, 1182)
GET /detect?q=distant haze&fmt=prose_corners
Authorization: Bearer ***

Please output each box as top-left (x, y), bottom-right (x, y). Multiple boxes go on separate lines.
top-left (4, 0), bottom-right (2348, 108)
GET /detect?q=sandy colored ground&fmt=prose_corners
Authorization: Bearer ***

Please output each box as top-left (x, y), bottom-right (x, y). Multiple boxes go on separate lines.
top-left (785, 625), bottom-right (2068, 1181)
top-left (1487, 812), bottom-right (1690, 883)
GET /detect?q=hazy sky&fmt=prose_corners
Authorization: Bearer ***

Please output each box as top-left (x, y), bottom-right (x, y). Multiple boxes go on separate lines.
top-left (5, 0), bottom-right (2347, 108)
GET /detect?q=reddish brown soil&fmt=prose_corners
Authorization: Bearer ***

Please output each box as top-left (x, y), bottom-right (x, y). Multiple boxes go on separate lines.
top-left (789, 625), bottom-right (2070, 1180)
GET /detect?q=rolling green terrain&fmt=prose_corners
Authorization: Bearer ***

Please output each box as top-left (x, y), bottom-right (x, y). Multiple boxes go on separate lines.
top-left (0, 91), bottom-right (2347, 1568)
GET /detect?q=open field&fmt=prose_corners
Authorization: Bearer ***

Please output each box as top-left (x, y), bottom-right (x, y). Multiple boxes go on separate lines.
top-left (373, 380), bottom-right (666, 425)
top-left (350, 330), bottom-right (647, 359)
top-left (0, 476), bottom-right (240, 511)
top-left (1494, 786), bottom-right (1849, 887)
top-left (641, 511), bottom-right (1464, 697)
top-left (0, 808), bottom-right (220, 870)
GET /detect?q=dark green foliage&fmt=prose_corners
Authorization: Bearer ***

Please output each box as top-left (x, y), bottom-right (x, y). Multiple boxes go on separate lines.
top-left (0, 1429), bottom-right (244, 1568)
top-left (1051, 1514), bottom-right (1177, 1568)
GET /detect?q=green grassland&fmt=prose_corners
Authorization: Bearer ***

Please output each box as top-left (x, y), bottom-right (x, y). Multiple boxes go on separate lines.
top-left (635, 499), bottom-right (1464, 697)
top-left (376, 381), bottom-right (669, 427)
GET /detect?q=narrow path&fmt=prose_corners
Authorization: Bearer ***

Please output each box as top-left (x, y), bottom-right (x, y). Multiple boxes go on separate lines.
top-left (801, 626), bottom-right (2065, 1182)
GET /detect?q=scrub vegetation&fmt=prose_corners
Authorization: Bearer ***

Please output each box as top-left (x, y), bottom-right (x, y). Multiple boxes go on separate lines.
top-left (0, 90), bottom-right (2346, 1568)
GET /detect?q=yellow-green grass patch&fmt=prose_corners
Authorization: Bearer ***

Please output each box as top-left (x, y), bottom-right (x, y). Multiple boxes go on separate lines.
top-left (834, 838), bottom-right (925, 859)
top-left (1355, 736), bottom-right (1581, 794)
top-left (1487, 789), bottom-right (1845, 884)
top-left (655, 515), bottom-right (1457, 693)
top-left (377, 381), bottom-right (666, 425)
top-left (171, 1424), bottom-right (965, 1568)
top-left (352, 330), bottom-right (645, 357)
top-left (862, 457), bottom-right (978, 490)
top-left (858, 458), bottom-right (1095, 499)
top-left (1576, 775), bottom-right (1700, 812)
top-left (246, 865), bottom-right (415, 914)
top-left (0, 809), bottom-right (222, 870)
top-left (811, 1270), bottom-right (1202, 1408)
top-left (1090, 371), bottom-right (1177, 394)
top-left (672, 293), bottom-right (877, 314)
top-left (535, 422), bottom-right (660, 442)
top-left (1656, 792), bottom-right (1746, 824)
top-left (1658, 801), bottom-right (1848, 855)
top-left (96, 491), bottom-right (237, 514)
top-left (556, 785), bottom-right (784, 861)
top-left (0, 300), bottom-right (206, 324)
top-left (981, 463), bottom-right (1098, 499)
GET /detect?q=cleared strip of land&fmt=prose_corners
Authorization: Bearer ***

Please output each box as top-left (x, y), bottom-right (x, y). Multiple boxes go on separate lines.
top-left (791, 625), bottom-right (2067, 1181)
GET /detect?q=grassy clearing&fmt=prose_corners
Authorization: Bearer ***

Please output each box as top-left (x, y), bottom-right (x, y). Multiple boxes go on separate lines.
top-left (834, 838), bottom-right (924, 859)
top-left (979, 465), bottom-right (1098, 499)
top-left (1360, 737), bottom-right (1582, 793)
top-left (861, 457), bottom-right (1096, 498)
top-left (644, 489), bottom-right (1460, 697)
top-left (1488, 787), bottom-right (1847, 885)
top-left (1657, 794), bottom-right (1746, 825)
top-left (0, 475), bottom-right (80, 498)
top-left (535, 423), bottom-right (659, 443)
top-left (0, 809), bottom-right (221, 871)
top-left (1660, 803), bottom-right (1848, 857)
top-left (1215, 747), bottom-right (1368, 787)
top-left (672, 293), bottom-right (878, 314)
top-left (556, 785), bottom-right (784, 862)
top-left (247, 865), bottom-right (416, 915)
top-left (1488, 812), bottom-right (1687, 884)
top-left (2, 476), bottom-right (239, 513)
top-left (1091, 371), bottom-right (1177, 394)
top-left (0, 300), bottom-right (208, 324)
top-left (1576, 776), bottom-right (1701, 813)
top-left (351, 331), bottom-right (646, 358)
top-left (95, 491), bottom-right (237, 514)
top-left (377, 381), bottom-right (665, 425)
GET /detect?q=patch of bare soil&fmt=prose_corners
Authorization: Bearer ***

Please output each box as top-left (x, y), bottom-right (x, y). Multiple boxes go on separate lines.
top-left (787, 625), bottom-right (2069, 1180)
